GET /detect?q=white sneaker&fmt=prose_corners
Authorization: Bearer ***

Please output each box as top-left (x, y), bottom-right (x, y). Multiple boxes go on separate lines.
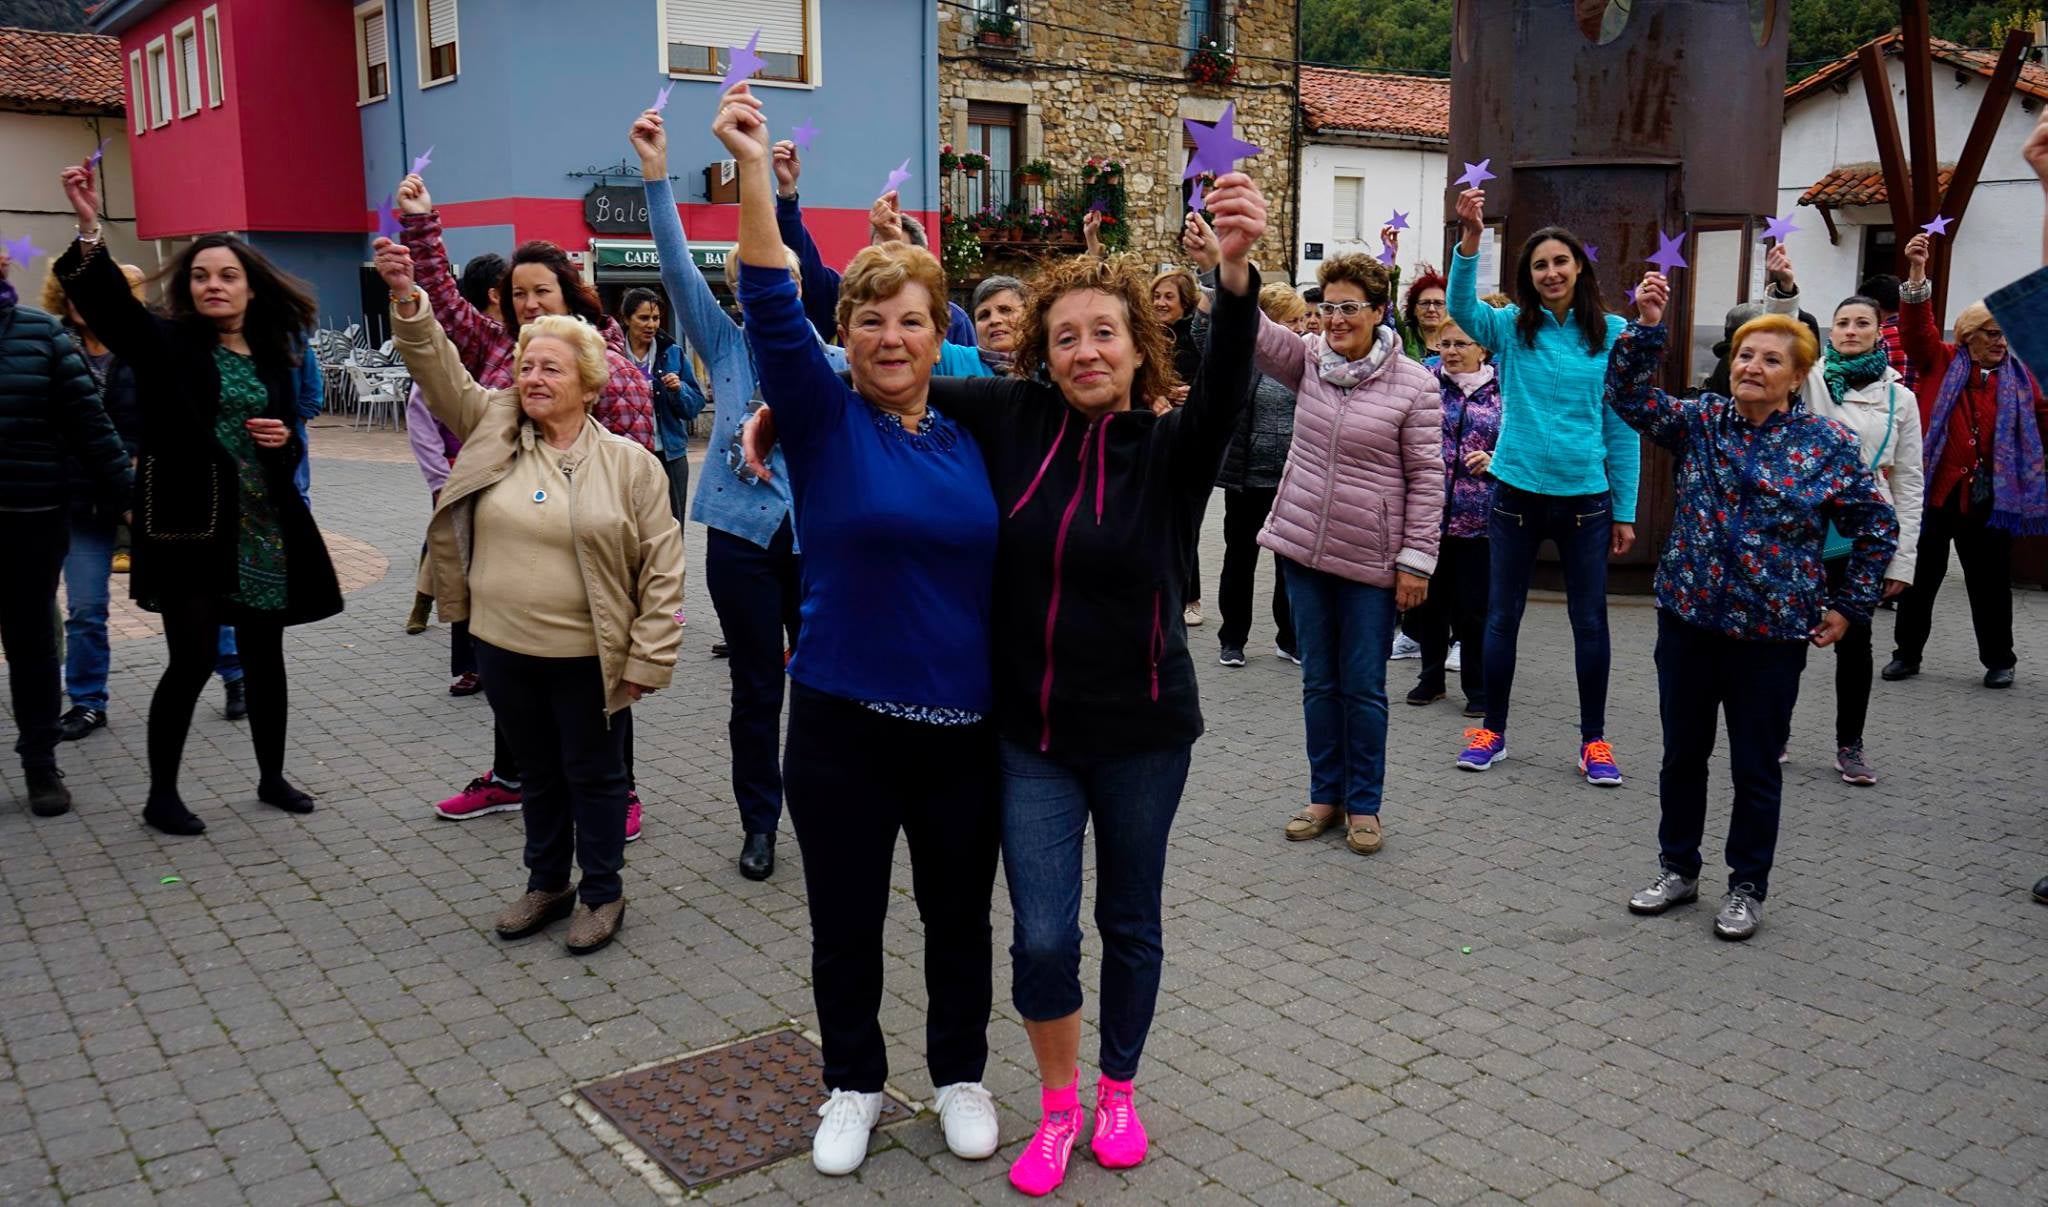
top-left (1446, 642), bottom-right (1462, 671)
top-left (1275, 644), bottom-right (1301, 666)
top-left (933, 1081), bottom-right (999, 1160)
top-left (1183, 601), bottom-right (1203, 626)
top-left (1389, 632), bottom-right (1421, 660)
top-left (812, 1089), bottom-right (883, 1175)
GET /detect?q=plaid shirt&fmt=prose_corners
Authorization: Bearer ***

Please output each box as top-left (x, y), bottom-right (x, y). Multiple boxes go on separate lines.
top-left (400, 211), bottom-right (656, 451)
top-left (1880, 314), bottom-right (1917, 392)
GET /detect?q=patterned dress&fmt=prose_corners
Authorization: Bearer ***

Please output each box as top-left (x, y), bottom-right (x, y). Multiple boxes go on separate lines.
top-left (213, 347), bottom-right (288, 612)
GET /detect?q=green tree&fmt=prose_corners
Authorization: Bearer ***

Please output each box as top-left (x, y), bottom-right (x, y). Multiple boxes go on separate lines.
top-left (0, 0), bottom-right (94, 33)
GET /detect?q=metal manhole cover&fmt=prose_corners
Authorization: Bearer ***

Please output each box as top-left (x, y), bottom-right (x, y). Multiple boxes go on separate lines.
top-left (579, 1029), bottom-right (906, 1188)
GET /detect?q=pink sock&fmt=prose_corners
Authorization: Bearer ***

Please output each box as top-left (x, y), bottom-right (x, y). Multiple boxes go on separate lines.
top-left (1008, 1078), bottom-right (1084, 1196)
top-left (1091, 1074), bottom-right (1148, 1169)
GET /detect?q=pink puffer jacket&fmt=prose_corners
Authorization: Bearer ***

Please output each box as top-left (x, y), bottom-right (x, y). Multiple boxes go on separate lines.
top-left (1254, 315), bottom-right (1443, 586)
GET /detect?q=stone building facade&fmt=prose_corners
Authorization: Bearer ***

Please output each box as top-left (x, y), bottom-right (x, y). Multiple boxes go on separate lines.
top-left (936, 0), bottom-right (1298, 281)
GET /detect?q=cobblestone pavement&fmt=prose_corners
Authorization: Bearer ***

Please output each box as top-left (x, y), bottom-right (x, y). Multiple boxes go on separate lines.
top-left (3, 429), bottom-right (2045, 1206)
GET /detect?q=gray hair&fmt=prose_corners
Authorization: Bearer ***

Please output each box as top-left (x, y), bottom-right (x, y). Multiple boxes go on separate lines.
top-left (971, 275), bottom-right (1025, 312)
top-left (894, 213), bottom-right (929, 249)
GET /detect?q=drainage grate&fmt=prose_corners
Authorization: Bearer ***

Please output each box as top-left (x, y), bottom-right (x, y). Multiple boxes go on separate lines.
top-left (578, 1029), bottom-right (908, 1188)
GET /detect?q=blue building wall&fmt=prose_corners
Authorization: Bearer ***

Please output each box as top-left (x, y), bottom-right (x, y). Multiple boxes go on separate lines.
top-left (249, 232), bottom-right (375, 333)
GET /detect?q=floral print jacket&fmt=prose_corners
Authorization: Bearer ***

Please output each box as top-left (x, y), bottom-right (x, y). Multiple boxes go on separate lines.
top-left (1435, 365), bottom-right (1502, 539)
top-left (1604, 323), bottom-right (1898, 640)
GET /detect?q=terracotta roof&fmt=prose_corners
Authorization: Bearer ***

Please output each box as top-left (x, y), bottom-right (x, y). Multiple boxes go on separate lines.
top-left (0, 24), bottom-right (123, 113)
top-left (1784, 31), bottom-right (2048, 107)
top-left (1300, 66), bottom-right (1449, 141)
top-left (1799, 164), bottom-right (1956, 208)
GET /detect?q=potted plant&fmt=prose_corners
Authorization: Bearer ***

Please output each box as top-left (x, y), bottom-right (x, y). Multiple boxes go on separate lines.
top-left (975, 5), bottom-right (1020, 47)
top-left (939, 143), bottom-right (960, 174)
top-left (1080, 157), bottom-right (1102, 183)
top-left (1098, 158), bottom-right (1124, 186)
top-left (1188, 37), bottom-right (1237, 86)
top-left (1017, 158), bottom-right (1054, 187)
top-left (959, 151), bottom-right (989, 177)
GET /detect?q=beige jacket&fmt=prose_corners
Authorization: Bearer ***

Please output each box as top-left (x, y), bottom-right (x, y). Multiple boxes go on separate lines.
top-left (392, 300), bottom-right (684, 715)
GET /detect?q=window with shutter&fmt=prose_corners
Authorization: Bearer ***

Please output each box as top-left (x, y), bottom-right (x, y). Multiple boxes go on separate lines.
top-left (419, 0), bottom-right (458, 84)
top-left (355, 2), bottom-right (389, 102)
top-left (663, 0), bottom-right (812, 84)
top-left (1332, 177), bottom-right (1362, 242)
top-left (174, 22), bottom-right (200, 116)
top-left (129, 49), bottom-right (144, 134)
top-left (202, 7), bottom-right (222, 107)
top-left (145, 38), bottom-right (171, 128)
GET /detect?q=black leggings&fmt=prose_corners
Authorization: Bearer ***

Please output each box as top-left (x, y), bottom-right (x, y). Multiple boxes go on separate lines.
top-left (150, 594), bottom-right (288, 801)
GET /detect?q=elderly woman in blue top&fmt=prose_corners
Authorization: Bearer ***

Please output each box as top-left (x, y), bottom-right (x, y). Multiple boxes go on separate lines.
top-left (1447, 187), bottom-right (1639, 786)
top-left (708, 84), bottom-right (1003, 1180)
top-left (632, 108), bottom-right (848, 884)
top-left (1608, 272), bottom-right (1897, 943)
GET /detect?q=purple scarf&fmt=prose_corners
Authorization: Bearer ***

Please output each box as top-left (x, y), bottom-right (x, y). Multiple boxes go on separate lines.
top-left (1922, 351), bottom-right (2048, 536)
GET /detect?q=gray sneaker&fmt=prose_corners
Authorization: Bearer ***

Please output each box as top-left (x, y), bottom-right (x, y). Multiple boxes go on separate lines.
top-left (1714, 887), bottom-right (1763, 941)
top-left (1628, 868), bottom-right (1699, 915)
top-left (1834, 743), bottom-right (1877, 785)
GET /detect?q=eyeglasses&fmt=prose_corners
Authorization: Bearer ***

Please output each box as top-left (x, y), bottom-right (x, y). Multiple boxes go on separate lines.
top-left (1436, 339), bottom-right (1477, 351)
top-left (1316, 301), bottom-right (1378, 318)
top-left (1414, 299), bottom-right (1447, 309)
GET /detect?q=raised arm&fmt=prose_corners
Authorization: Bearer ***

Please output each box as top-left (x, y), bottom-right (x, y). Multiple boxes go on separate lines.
top-left (396, 175), bottom-right (508, 374)
top-left (1601, 274), bottom-right (1695, 452)
top-left (1171, 171), bottom-right (1267, 486)
top-left (771, 140), bottom-right (845, 340)
top-left (1448, 189), bottom-right (1515, 360)
top-left (55, 165), bottom-right (169, 372)
top-left (633, 112), bottom-right (745, 370)
top-left (1253, 308), bottom-right (1311, 387)
top-left (1896, 232), bottom-right (1952, 380)
top-left (1987, 112), bottom-right (2048, 380)
top-left (377, 237), bottom-right (500, 440)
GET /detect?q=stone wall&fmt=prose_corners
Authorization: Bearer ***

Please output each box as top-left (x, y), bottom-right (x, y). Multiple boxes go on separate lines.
top-left (937, 1), bottom-right (1297, 279)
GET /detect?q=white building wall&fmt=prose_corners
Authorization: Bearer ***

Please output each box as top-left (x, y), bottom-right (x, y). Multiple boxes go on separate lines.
top-left (0, 111), bottom-right (147, 283)
top-left (1296, 139), bottom-right (1448, 289)
top-left (1777, 58), bottom-right (2042, 329)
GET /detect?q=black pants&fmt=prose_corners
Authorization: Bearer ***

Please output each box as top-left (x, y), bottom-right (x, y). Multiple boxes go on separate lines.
top-left (662, 455), bottom-right (690, 527)
top-left (704, 520), bottom-right (801, 836)
top-left (1891, 499), bottom-right (2015, 670)
top-left (474, 641), bottom-right (630, 906)
top-left (782, 683), bottom-right (999, 1093)
top-left (1403, 535), bottom-right (1489, 707)
top-left (1823, 558), bottom-right (1873, 747)
top-left (0, 510), bottom-right (69, 772)
top-left (150, 593), bottom-right (289, 802)
top-left (450, 619), bottom-right (477, 678)
top-left (1654, 611), bottom-right (1807, 901)
top-left (1217, 487), bottom-right (1294, 652)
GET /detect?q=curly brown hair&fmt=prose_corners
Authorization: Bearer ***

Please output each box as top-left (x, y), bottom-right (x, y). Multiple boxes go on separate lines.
top-left (1318, 253), bottom-right (1394, 306)
top-left (1014, 253), bottom-right (1180, 406)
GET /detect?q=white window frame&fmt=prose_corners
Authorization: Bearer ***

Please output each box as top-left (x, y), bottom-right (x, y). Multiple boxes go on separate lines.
top-left (145, 36), bottom-right (171, 129)
top-left (172, 19), bottom-right (201, 117)
top-left (128, 49), bottom-right (145, 134)
top-left (1331, 175), bottom-right (1363, 242)
top-left (657, 0), bottom-right (822, 91)
top-left (416, 0), bottom-right (458, 89)
top-left (354, 0), bottom-right (390, 106)
top-left (203, 7), bottom-right (223, 108)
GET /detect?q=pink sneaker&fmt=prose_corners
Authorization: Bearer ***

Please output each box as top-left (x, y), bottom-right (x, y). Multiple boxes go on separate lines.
top-left (624, 792), bottom-right (642, 843)
top-left (1008, 1082), bottom-right (1084, 1197)
top-left (1090, 1075), bottom-right (1147, 1169)
top-left (434, 772), bottom-right (521, 820)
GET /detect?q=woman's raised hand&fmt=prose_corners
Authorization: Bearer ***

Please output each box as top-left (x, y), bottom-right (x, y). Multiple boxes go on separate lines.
top-left (60, 160), bottom-right (100, 230)
top-left (1765, 242), bottom-right (1796, 294)
top-left (2025, 106), bottom-right (2048, 185)
top-left (1204, 172), bottom-right (1267, 265)
top-left (1183, 210), bottom-right (1221, 272)
top-left (631, 110), bottom-right (668, 177)
top-left (372, 237), bottom-right (417, 298)
top-left (772, 140), bottom-right (802, 198)
top-left (1902, 231), bottom-right (1932, 282)
top-left (396, 174), bottom-right (431, 216)
top-left (711, 83), bottom-right (770, 164)
top-left (1455, 188), bottom-right (1485, 250)
top-left (1634, 272), bottom-right (1669, 327)
top-left (869, 191), bottom-right (907, 244)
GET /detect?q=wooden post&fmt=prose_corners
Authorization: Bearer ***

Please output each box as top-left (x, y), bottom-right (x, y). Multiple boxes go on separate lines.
top-left (1900, 0), bottom-right (1940, 228)
top-left (1858, 43), bottom-right (1917, 273)
top-left (1926, 27), bottom-right (2035, 322)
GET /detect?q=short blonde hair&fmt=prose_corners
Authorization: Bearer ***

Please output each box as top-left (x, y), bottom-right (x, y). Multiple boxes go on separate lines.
top-left (834, 242), bottom-right (948, 339)
top-left (1953, 300), bottom-right (1996, 344)
top-left (723, 246), bottom-right (803, 294)
top-left (515, 315), bottom-right (610, 405)
top-left (40, 263), bottom-right (146, 314)
top-left (1258, 282), bottom-right (1307, 324)
top-left (1731, 313), bottom-right (1820, 378)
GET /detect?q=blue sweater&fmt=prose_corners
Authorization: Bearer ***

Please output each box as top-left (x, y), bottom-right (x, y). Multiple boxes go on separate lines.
top-left (646, 175), bottom-right (843, 548)
top-left (737, 261), bottom-right (998, 712)
top-left (1448, 249), bottom-right (1641, 522)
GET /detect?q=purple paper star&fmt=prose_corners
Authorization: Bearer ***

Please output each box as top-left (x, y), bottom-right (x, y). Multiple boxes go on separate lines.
top-left (1376, 242), bottom-right (1398, 267)
top-left (374, 193), bottom-right (401, 241)
top-left (1086, 197), bottom-right (1110, 216)
top-left (1921, 214), bottom-right (1952, 236)
top-left (1188, 179), bottom-right (1205, 214)
top-left (651, 81), bottom-right (674, 113)
top-left (720, 28), bottom-right (766, 91)
top-left (87, 137), bottom-right (110, 170)
top-left (1646, 229), bottom-right (1688, 274)
top-left (410, 145), bottom-right (434, 176)
top-left (1454, 158), bottom-right (1496, 189)
top-left (790, 119), bottom-right (818, 152)
top-left (1625, 286), bottom-right (1639, 307)
top-left (2, 233), bottom-right (48, 265)
top-left (1386, 210), bottom-right (1409, 232)
top-left (882, 158), bottom-right (911, 196)
top-left (1583, 244), bottom-right (1599, 264)
top-left (1182, 103), bottom-right (1262, 181)
top-left (1761, 213), bottom-right (1801, 244)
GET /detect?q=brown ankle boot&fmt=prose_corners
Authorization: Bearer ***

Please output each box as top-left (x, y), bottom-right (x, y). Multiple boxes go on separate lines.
top-left (565, 899), bottom-right (625, 955)
top-left (493, 886), bottom-right (574, 939)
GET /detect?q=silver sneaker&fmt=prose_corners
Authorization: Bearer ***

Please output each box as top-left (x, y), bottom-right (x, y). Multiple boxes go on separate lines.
top-left (1714, 887), bottom-right (1763, 941)
top-left (1834, 743), bottom-right (1877, 786)
top-left (1628, 868), bottom-right (1699, 915)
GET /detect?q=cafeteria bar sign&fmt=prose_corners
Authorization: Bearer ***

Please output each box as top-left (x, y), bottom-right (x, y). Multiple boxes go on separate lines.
top-left (590, 241), bottom-right (733, 272)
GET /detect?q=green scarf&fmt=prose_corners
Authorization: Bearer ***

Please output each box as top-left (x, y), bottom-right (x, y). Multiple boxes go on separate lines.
top-left (1820, 343), bottom-right (1890, 405)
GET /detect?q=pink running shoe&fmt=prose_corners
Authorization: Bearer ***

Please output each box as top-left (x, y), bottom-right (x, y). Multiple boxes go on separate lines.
top-left (434, 772), bottom-right (521, 820)
top-left (1091, 1075), bottom-right (1147, 1169)
top-left (625, 792), bottom-right (643, 843)
top-left (1008, 1081), bottom-right (1085, 1197)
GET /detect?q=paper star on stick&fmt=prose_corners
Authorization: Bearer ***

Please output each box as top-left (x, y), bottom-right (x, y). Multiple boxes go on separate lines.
top-left (882, 158), bottom-right (911, 196)
top-left (2, 233), bottom-right (48, 265)
top-left (1761, 214), bottom-right (1801, 244)
top-left (720, 29), bottom-right (766, 91)
top-left (410, 145), bottom-right (435, 175)
top-left (1386, 210), bottom-right (1410, 231)
top-left (790, 119), bottom-right (818, 152)
top-left (1583, 244), bottom-right (1599, 264)
top-left (1182, 102), bottom-right (1263, 181)
top-left (374, 193), bottom-right (401, 241)
top-left (651, 82), bottom-right (674, 113)
top-left (1376, 242), bottom-right (1398, 267)
top-left (1454, 158), bottom-right (1496, 189)
top-left (1920, 214), bottom-right (1952, 236)
top-left (1646, 229), bottom-right (1688, 274)
top-left (86, 137), bottom-right (110, 170)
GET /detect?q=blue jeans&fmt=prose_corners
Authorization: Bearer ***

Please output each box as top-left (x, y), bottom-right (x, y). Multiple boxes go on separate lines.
top-left (62, 516), bottom-right (118, 712)
top-left (1000, 736), bottom-right (1190, 1082)
top-left (216, 626), bottom-right (241, 684)
top-left (1281, 558), bottom-right (1396, 817)
top-left (1483, 483), bottom-right (1611, 739)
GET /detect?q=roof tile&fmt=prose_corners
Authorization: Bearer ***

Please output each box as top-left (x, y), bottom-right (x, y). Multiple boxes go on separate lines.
top-left (0, 24), bottom-right (124, 113)
top-left (1799, 164), bottom-right (1956, 208)
top-left (1300, 66), bottom-right (1449, 141)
